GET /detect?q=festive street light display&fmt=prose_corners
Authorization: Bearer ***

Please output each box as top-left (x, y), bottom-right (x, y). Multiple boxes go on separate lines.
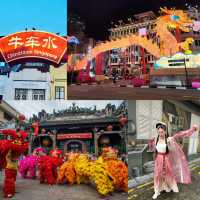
top-left (68, 8), bottom-right (197, 78)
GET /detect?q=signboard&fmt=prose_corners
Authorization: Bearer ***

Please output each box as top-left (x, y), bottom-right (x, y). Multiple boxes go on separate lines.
top-left (0, 31), bottom-right (67, 64)
top-left (57, 133), bottom-right (93, 140)
top-left (154, 53), bottom-right (200, 69)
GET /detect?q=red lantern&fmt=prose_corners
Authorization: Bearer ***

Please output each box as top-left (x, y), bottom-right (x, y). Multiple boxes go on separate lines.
top-left (42, 138), bottom-right (50, 147)
top-left (18, 114), bottom-right (25, 121)
top-left (99, 136), bottom-right (110, 145)
top-left (107, 125), bottom-right (113, 131)
top-left (32, 122), bottom-right (39, 137)
top-left (119, 117), bottom-right (128, 126)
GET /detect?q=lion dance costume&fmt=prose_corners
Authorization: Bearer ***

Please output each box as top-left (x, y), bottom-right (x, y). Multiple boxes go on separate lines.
top-left (0, 129), bottom-right (29, 198)
top-left (38, 148), bottom-right (63, 185)
top-left (19, 147), bottom-right (46, 179)
top-left (57, 148), bottom-right (128, 196)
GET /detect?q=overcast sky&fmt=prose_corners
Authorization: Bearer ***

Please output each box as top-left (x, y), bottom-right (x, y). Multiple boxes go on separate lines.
top-left (6, 100), bottom-right (123, 119)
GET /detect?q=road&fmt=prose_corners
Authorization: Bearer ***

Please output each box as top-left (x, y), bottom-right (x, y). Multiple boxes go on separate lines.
top-left (128, 162), bottom-right (200, 200)
top-left (0, 172), bottom-right (127, 200)
top-left (68, 84), bottom-right (200, 100)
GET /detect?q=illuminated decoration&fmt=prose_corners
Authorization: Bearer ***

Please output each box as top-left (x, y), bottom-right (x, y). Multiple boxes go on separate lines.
top-left (154, 53), bottom-right (200, 69)
top-left (68, 36), bottom-right (80, 45)
top-left (71, 35), bottom-right (161, 71)
top-left (155, 7), bottom-right (193, 56)
top-left (179, 38), bottom-right (194, 54)
top-left (68, 8), bottom-right (194, 71)
top-left (193, 21), bottom-right (200, 32)
top-left (139, 28), bottom-right (147, 36)
top-left (0, 31), bottom-right (67, 64)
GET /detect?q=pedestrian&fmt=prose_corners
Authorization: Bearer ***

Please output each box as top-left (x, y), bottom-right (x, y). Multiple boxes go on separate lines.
top-left (112, 68), bottom-right (118, 84)
top-left (149, 122), bottom-right (199, 199)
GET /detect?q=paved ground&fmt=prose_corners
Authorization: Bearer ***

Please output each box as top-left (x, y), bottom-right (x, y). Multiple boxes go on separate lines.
top-left (0, 172), bottom-right (127, 200)
top-left (68, 84), bottom-right (200, 100)
top-left (128, 161), bottom-right (200, 200)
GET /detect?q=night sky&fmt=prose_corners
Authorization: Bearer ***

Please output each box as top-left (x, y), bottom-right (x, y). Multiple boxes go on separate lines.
top-left (68, 0), bottom-right (199, 40)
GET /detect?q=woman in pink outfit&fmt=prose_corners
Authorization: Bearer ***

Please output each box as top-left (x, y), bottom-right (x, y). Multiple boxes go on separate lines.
top-left (149, 122), bottom-right (199, 199)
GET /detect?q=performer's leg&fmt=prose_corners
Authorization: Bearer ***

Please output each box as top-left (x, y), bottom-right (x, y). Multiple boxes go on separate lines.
top-left (39, 167), bottom-right (45, 183)
top-left (152, 178), bottom-right (161, 199)
top-left (46, 166), bottom-right (55, 185)
top-left (28, 165), bottom-right (36, 179)
top-left (166, 178), bottom-right (179, 193)
top-left (3, 169), bottom-right (17, 198)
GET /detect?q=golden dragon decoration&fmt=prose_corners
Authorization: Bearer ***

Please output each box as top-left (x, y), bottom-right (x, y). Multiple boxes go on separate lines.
top-left (68, 8), bottom-right (194, 70)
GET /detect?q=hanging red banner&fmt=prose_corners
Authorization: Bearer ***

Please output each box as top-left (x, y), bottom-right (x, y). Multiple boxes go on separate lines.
top-left (57, 133), bottom-right (93, 140)
top-left (0, 31), bottom-right (67, 64)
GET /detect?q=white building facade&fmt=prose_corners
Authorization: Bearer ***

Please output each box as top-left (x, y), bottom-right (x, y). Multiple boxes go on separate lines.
top-left (0, 68), bottom-right (51, 100)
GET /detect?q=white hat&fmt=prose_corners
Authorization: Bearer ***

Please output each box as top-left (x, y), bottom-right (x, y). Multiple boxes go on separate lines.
top-left (156, 122), bottom-right (167, 130)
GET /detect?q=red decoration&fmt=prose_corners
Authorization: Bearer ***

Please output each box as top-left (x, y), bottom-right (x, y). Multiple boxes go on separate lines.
top-left (42, 138), bottom-right (50, 147)
top-left (99, 136), bottom-right (110, 145)
top-left (32, 122), bottom-right (39, 137)
top-left (57, 133), bottom-right (92, 140)
top-left (18, 114), bottom-right (25, 121)
top-left (0, 31), bottom-right (67, 64)
top-left (119, 117), bottom-right (128, 126)
top-left (107, 125), bottom-right (113, 131)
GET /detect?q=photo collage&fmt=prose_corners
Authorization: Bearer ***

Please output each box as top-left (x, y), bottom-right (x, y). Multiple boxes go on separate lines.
top-left (0, 1), bottom-right (200, 200)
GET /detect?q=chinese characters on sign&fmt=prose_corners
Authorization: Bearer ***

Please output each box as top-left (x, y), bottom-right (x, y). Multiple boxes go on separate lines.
top-left (0, 31), bottom-right (67, 64)
top-left (57, 133), bottom-right (93, 140)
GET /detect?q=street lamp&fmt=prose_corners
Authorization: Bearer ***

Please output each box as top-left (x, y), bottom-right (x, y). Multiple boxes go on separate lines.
top-left (183, 58), bottom-right (190, 88)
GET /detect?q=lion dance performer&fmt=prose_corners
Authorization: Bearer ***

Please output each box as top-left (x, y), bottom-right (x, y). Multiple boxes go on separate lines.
top-left (57, 152), bottom-right (80, 185)
top-left (0, 129), bottom-right (29, 198)
top-left (89, 147), bottom-right (128, 196)
top-left (101, 147), bottom-right (128, 193)
top-left (39, 147), bottom-right (63, 185)
top-left (19, 147), bottom-right (46, 179)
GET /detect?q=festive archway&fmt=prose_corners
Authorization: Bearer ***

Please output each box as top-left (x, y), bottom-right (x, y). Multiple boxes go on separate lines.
top-left (0, 31), bottom-right (67, 65)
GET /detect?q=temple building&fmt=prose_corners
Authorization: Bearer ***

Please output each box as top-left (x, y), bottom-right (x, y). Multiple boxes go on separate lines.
top-left (29, 102), bottom-right (128, 155)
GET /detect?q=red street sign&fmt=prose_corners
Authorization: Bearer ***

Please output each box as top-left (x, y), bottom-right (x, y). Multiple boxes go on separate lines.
top-left (0, 31), bottom-right (67, 64)
top-left (57, 133), bottom-right (93, 140)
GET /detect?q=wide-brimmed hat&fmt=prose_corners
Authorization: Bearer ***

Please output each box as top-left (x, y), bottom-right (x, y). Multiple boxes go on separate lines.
top-left (156, 122), bottom-right (167, 130)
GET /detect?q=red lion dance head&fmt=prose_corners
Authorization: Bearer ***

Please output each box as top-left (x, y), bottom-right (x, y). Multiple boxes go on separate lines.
top-left (0, 129), bottom-right (29, 169)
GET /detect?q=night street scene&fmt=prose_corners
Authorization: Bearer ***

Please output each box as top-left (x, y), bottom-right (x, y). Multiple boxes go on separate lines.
top-left (128, 100), bottom-right (200, 199)
top-left (0, 100), bottom-right (128, 199)
top-left (67, 0), bottom-right (200, 100)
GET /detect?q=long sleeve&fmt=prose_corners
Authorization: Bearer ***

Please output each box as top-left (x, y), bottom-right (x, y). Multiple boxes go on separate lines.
top-left (172, 128), bottom-right (196, 140)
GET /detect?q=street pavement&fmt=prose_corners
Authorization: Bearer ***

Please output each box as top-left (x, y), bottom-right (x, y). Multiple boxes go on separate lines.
top-left (68, 84), bottom-right (200, 100)
top-left (0, 173), bottom-right (127, 200)
top-left (128, 161), bottom-right (200, 200)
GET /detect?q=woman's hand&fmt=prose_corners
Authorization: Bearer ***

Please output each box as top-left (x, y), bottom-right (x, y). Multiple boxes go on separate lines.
top-left (192, 124), bottom-right (199, 132)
